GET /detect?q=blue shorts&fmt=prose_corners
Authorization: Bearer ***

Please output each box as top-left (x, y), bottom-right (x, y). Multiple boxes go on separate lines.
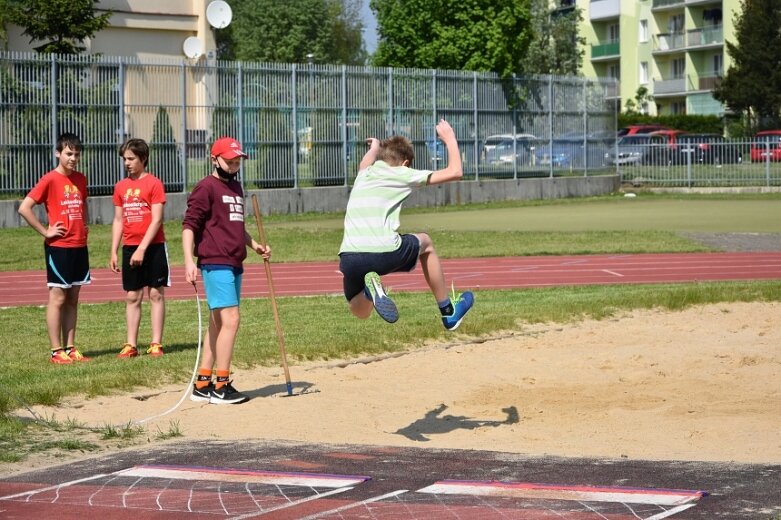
top-left (339, 234), bottom-right (420, 301)
top-left (201, 265), bottom-right (243, 310)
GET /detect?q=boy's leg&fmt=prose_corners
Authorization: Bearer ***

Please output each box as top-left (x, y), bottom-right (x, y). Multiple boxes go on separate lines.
top-left (415, 233), bottom-right (448, 302)
top-left (61, 286), bottom-right (81, 348)
top-left (348, 292), bottom-right (374, 319)
top-left (148, 286), bottom-right (165, 352)
top-left (212, 305), bottom-right (240, 372)
top-left (415, 232), bottom-right (474, 331)
top-left (46, 287), bottom-right (67, 350)
top-left (125, 289), bottom-right (144, 346)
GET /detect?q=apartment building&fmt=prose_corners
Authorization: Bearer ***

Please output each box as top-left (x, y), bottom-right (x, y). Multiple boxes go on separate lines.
top-left (577, 0), bottom-right (740, 116)
top-left (4, 0), bottom-right (216, 61)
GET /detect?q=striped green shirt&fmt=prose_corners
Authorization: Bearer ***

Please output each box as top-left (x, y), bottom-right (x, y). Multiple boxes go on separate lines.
top-left (339, 160), bottom-right (431, 253)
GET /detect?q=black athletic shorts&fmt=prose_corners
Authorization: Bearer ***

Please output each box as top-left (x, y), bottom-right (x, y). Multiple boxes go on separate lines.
top-left (121, 243), bottom-right (171, 291)
top-left (338, 233), bottom-right (420, 301)
top-left (45, 245), bottom-right (91, 289)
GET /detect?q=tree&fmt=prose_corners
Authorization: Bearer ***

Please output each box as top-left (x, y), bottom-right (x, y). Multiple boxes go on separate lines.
top-left (216, 0), bottom-right (367, 65)
top-left (624, 86), bottom-right (654, 115)
top-left (6, 0), bottom-right (111, 54)
top-left (150, 106), bottom-right (182, 192)
top-left (370, 0), bottom-right (532, 79)
top-left (714, 0), bottom-right (781, 131)
top-left (521, 0), bottom-right (585, 75)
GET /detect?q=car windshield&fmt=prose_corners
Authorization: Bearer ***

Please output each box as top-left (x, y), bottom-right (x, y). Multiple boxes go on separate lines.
top-left (618, 136), bottom-right (649, 145)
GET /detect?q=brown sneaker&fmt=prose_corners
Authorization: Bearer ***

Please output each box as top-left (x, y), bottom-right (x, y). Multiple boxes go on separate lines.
top-left (118, 343), bottom-right (139, 359)
top-left (147, 343), bottom-right (164, 357)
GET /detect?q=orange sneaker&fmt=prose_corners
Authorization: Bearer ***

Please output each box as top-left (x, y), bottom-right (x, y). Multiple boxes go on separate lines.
top-left (66, 347), bottom-right (90, 362)
top-left (50, 349), bottom-right (73, 364)
top-left (118, 343), bottom-right (139, 358)
top-left (147, 343), bottom-right (164, 357)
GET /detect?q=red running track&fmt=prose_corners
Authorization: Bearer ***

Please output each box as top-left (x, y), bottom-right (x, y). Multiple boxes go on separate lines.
top-left (2, 252), bottom-right (781, 307)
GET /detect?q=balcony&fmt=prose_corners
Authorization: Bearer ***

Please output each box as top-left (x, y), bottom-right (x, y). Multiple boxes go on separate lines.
top-left (654, 32), bottom-right (686, 53)
top-left (685, 0), bottom-right (721, 6)
top-left (590, 0), bottom-right (620, 20)
top-left (654, 77), bottom-right (686, 95)
top-left (554, 0), bottom-right (576, 15)
top-left (687, 25), bottom-right (723, 47)
top-left (591, 40), bottom-right (620, 59)
top-left (652, 0), bottom-right (685, 9)
top-left (651, 0), bottom-right (685, 11)
top-left (698, 74), bottom-right (721, 91)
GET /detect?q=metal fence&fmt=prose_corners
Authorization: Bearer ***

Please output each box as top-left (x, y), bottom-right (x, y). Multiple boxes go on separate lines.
top-left (607, 138), bottom-right (781, 187)
top-left (0, 51), bottom-right (619, 196)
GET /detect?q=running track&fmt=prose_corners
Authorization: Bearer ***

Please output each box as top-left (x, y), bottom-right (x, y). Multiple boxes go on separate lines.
top-left (3, 251), bottom-right (781, 307)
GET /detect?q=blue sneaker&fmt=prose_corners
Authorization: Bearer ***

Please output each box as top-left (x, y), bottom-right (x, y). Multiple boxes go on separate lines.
top-left (442, 290), bottom-right (474, 331)
top-left (364, 272), bottom-right (399, 323)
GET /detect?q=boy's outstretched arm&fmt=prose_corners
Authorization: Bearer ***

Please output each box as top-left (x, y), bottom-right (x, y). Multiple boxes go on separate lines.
top-left (358, 138), bottom-right (381, 171)
top-left (428, 119), bottom-right (463, 185)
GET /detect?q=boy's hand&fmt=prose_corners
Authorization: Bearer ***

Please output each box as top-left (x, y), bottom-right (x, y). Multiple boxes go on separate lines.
top-left (45, 221), bottom-right (66, 239)
top-left (365, 138), bottom-right (380, 150)
top-left (184, 260), bottom-right (198, 284)
top-left (435, 119), bottom-right (456, 142)
top-left (254, 243), bottom-right (272, 260)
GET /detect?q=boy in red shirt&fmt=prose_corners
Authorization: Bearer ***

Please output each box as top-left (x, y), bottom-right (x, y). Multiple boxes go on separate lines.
top-left (18, 133), bottom-right (91, 364)
top-left (110, 138), bottom-right (169, 359)
top-left (182, 137), bottom-right (271, 404)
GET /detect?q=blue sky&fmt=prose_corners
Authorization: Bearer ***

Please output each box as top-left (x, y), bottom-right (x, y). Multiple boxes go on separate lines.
top-left (360, 0), bottom-right (378, 53)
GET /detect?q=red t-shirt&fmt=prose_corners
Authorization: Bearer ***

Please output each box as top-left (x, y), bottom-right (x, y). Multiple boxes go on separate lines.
top-left (26, 169), bottom-right (89, 248)
top-left (112, 173), bottom-right (167, 246)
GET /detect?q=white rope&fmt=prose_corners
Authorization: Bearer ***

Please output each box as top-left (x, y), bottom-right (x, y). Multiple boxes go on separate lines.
top-left (130, 284), bottom-right (203, 426)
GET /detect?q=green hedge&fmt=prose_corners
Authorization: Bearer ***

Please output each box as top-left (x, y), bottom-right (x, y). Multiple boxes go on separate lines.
top-left (618, 114), bottom-right (724, 134)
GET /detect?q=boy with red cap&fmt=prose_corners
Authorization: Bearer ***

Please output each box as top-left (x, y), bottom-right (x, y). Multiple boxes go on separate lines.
top-left (182, 137), bottom-right (271, 404)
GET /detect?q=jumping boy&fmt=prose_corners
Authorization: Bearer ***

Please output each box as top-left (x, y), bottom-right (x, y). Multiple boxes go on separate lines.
top-left (182, 136), bottom-right (271, 405)
top-left (110, 138), bottom-right (169, 359)
top-left (339, 119), bottom-right (474, 330)
top-left (18, 132), bottom-right (91, 364)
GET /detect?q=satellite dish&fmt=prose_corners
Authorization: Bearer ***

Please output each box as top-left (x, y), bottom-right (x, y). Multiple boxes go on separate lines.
top-left (206, 0), bottom-right (233, 29)
top-left (183, 36), bottom-right (204, 59)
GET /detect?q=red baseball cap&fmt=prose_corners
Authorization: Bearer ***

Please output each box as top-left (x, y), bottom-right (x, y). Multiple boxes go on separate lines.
top-left (211, 137), bottom-right (248, 159)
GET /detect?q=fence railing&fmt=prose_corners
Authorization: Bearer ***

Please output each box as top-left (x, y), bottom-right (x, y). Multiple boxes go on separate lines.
top-left (0, 52), bottom-right (617, 196)
top-left (607, 139), bottom-right (781, 187)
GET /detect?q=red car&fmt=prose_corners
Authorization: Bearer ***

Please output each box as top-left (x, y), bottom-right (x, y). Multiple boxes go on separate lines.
top-left (617, 124), bottom-right (671, 137)
top-left (750, 130), bottom-right (781, 162)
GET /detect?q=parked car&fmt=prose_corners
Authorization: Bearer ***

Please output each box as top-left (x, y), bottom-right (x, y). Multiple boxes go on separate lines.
top-left (616, 124), bottom-right (671, 138)
top-left (750, 130), bottom-right (781, 162)
top-left (676, 133), bottom-right (744, 164)
top-left (535, 131), bottom-right (614, 168)
top-left (481, 133), bottom-right (537, 164)
top-left (490, 134), bottom-right (539, 165)
top-left (605, 134), bottom-right (669, 165)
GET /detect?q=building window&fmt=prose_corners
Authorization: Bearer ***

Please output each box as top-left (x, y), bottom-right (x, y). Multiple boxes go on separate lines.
top-left (712, 53), bottom-right (723, 76)
top-left (640, 62), bottom-right (649, 84)
top-left (671, 101), bottom-right (686, 115)
top-left (668, 14), bottom-right (684, 33)
top-left (639, 20), bottom-right (649, 43)
top-left (672, 58), bottom-right (685, 79)
top-left (608, 24), bottom-right (620, 42)
top-left (608, 64), bottom-right (620, 81)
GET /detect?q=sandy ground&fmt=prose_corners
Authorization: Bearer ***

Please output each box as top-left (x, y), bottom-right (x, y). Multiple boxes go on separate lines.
top-left (8, 301), bottom-right (779, 478)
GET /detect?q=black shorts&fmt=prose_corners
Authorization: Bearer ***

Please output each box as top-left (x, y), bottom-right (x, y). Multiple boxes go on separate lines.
top-left (339, 234), bottom-right (420, 301)
top-left (122, 243), bottom-right (171, 291)
top-left (45, 245), bottom-right (91, 289)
